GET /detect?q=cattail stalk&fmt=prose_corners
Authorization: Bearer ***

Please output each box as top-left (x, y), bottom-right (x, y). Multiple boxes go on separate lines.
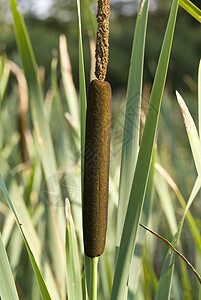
top-left (89, 257), bottom-right (98, 299)
top-left (83, 1), bottom-right (111, 299)
top-left (83, 11), bottom-right (111, 300)
top-left (83, 0), bottom-right (111, 259)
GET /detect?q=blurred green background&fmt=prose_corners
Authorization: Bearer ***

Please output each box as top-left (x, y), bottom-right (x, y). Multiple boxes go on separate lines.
top-left (0, 0), bottom-right (200, 92)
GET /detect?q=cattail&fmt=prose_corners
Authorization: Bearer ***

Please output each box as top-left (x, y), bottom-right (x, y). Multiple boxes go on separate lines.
top-left (83, 79), bottom-right (111, 258)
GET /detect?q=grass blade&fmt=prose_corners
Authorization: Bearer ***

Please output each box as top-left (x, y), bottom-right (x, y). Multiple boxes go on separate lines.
top-left (0, 232), bottom-right (19, 300)
top-left (155, 206), bottom-right (198, 299)
top-left (157, 91), bottom-right (201, 296)
top-left (76, 0), bottom-right (87, 193)
top-left (83, 0), bottom-right (97, 40)
top-left (0, 156), bottom-right (61, 299)
top-left (154, 169), bottom-right (177, 234)
top-left (0, 55), bottom-right (10, 102)
top-left (179, 0), bottom-right (201, 23)
top-left (9, 0), bottom-right (60, 196)
top-left (9, 1), bottom-right (66, 295)
top-left (156, 164), bottom-right (201, 255)
top-left (111, 0), bottom-right (179, 298)
top-left (155, 156), bottom-right (201, 297)
top-left (0, 55), bottom-right (10, 149)
top-left (0, 174), bottom-right (52, 300)
top-left (59, 35), bottom-right (80, 130)
top-left (76, 0), bottom-right (88, 295)
top-left (176, 91), bottom-right (201, 181)
top-left (117, 0), bottom-right (149, 247)
top-left (198, 60), bottom-right (201, 137)
top-left (65, 199), bottom-right (83, 300)
top-left (128, 145), bottom-right (156, 298)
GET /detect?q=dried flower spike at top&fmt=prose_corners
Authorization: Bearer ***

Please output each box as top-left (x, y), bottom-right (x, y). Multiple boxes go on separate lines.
top-left (95, 0), bottom-right (110, 81)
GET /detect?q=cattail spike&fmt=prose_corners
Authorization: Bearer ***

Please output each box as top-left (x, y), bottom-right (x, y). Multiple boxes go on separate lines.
top-left (83, 79), bottom-right (111, 258)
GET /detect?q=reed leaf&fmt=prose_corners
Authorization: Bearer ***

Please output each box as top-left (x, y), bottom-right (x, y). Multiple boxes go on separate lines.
top-left (117, 0), bottom-right (149, 247)
top-left (0, 174), bottom-right (52, 300)
top-left (59, 35), bottom-right (80, 130)
top-left (8, 0), bottom-right (61, 203)
top-left (111, 0), bottom-right (179, 298)
top-left (176, 91), bottom-right (201, 181)
top-left (179, 0), bottom-right (201, 23)
top-left (154, 169), bottom-right (177, 234)
top-left (9, 1), bottom-right (66, 296)
top-left (198, 60), bottom-right (201, 137)
top-left (128, 145), bottom-right (156, 298)
top-left (76, 0), bottom-right (87, 192)
top-left (154, 182), bottom-right (200, 299)
top-left (0, 56), bottom-right (10, 102)
top-left (156, 165), bottom-right (201, 255)
top-left (65, 199), bottom-right (83, 300)
top-left (0, 232), bottom-right (19, 300)
top-left (155, 86), bottom-right (201, 298)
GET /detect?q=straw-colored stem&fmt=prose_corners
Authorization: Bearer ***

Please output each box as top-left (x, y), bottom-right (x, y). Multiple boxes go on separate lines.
top-left (89, 257), bottom-right (99, 300)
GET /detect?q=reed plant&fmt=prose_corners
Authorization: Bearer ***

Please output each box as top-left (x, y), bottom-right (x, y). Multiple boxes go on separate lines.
top-left (0, 0), bottom-right (201, 299)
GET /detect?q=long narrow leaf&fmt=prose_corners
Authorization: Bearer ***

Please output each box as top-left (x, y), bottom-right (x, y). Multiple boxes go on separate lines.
top-left (0, 55), bottom-right (10, 149)
top-left (0, 232), bottom-right (19, 300)
top-left (76, 0), bottom-right (88, 295)
top-left (155, 174), bottom-right (199, 299)
top-left (65, 198), bottom-right (83, 300)
top-left (179, 0), bottom-right (201, 23)
top-left (156, 164), bottom-right (201, 255)
top-left (198, 60), bottom-right (201, 137)
top-left (83, 0), bottom-right (97, 40)
top-left (0, 155), bottom-right (61, 299)
top-left (117, 0), bottom-right (149, 247)
top-left (155, 88), bottom-right (201, 297)
top-left (76, 0), bottom-right (87, 193)
top-left (9, 2), bottom-right (66, 296)
top-left (59, 35), bottom-right (80, 129)
top-left (154, 170), bottom-right (177, 234)
top-left (0, 174), bottom-right (52, 300)
top-left (111, 0), bottom-right (179, 298)
top-left (176, 91), bottom-right (201, 181)
top-left (128, 145), bottom-right (156, 298)
top-left (9, 0), bottom-right (61, 203)
top-left (0, 56), bottom-right (10, 102)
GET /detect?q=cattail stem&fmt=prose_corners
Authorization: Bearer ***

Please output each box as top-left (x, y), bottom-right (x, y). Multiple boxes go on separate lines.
top-left (89, 257), bottom-right (98, 300)
top-left (83, 1), bottom-right (111, 298)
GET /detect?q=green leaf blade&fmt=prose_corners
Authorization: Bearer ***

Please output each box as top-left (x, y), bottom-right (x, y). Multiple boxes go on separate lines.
top-left (117, 0), bottom-right (149, 247)
top-left (111, 0), bottom-right (179, 298)
top-left (76, 0), bottom-right (87, 195)
top-left (0, 174), bottom-right (52, 300)
top-left (179, 0), bottom-right (201, 23)
top-left (0, 232), bottom-right (19, 300)
top-left (65, 199), bottom-right (83, 300)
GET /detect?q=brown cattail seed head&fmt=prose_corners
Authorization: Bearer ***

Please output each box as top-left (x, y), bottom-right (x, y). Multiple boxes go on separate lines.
top-left (83, 79), bottom-right (111, 258)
